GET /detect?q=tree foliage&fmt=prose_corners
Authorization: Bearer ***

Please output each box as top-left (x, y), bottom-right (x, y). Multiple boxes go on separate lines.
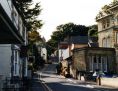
top-left (47, 23), bottom-right (98, 55)
top-left (88, 25), bottom-right (98, 37)
top-left (14, 0), bottom-right (44, 70)
top-left (28, 30), bottom-right (41, 43)
top-left (14, 0), bottom-right (43, 31)
top-left (56, 22), bottom-right (89, 37)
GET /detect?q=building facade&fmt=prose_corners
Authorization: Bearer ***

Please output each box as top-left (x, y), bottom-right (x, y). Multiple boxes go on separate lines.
top-left (0, 0), bottom-right (28, 90)
top-left (72, 47), bottom-right (116, 79)
top-left (96, 0), bottom-right (118, 73)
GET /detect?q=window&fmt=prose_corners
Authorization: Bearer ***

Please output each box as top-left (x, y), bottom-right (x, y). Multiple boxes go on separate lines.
top-left (93, 56), bottom-right (97, 71)
top-left (102, 20), bottom-right (106, 29)
top-left (102, 38), bottom-right (106, 47)
top-left (116, 16), bottom-right (118, 24)
top-left (89, 56), bottom-right (93, 72)
top-left (98, 56), bottom-right (101, 63)
top-left (98, 56), bottom-right (102, 70)
top-left (116, 32), bottom-right (118, 44)
top-left (106, 37), bottom-right (110, 47)
top-left (102, 37), bottom-right (110, 47)
top-left (106, 19), bottom-right (110, 27)
top-left (94, 56), bottom-right (96, 63)
top-left (13, 50), bottom-right (19, 76)
top-left (102, 56), bottom-right (108, 72)
top-left (102, 19), bottom-right (110, 29)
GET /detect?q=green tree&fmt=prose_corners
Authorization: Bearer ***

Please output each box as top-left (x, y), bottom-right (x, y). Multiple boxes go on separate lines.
top-left (88, 25), bottom-right (98, 37)
top-left (47, 22), bottom-right (90, 55)
top-left (13, 0), bottom-right (43, 31)
top-left (56, 22), bottom-right (89, 37)
top-left (47, 39), bottom-right (57, 56)
top-left (14, 0), bottom-right (44, 71)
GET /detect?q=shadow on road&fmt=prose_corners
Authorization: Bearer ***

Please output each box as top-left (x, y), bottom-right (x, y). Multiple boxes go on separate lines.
top-left (45, 82), bottom-right (118, 91)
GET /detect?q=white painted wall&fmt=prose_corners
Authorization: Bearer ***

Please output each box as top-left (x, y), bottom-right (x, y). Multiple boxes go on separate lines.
top-left (0, 0), bottom-right (24, 36)
top-left (59, 48), bottom-right (69, 62)
top-left (0, 0), bottom-right (12, 20)
top-left (0, 45), bottom-right (22, 78)
top-left (0, 44), bottom-right (11, 79)
top-left (41, 47), bottom-right (47, 61)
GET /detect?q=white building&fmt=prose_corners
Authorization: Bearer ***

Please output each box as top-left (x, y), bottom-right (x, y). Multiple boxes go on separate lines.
top-left (41, 47), bottom-right (47, 62)
top-left (59, 48), bottom-right (69, 62)
top-left (0, 0), bottom-right (28, 90)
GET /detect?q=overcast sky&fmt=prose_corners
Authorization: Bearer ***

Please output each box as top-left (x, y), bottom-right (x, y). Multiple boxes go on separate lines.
top-left (33, 0), bottom-right (112, 41)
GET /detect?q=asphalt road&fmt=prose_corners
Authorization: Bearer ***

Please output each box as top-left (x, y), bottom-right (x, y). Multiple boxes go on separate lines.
top-left (37, 63), bottom-right (118, 91)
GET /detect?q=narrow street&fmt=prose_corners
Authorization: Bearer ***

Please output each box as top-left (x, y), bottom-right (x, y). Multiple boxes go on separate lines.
top-left (32, 62), bottom-right (118, 91)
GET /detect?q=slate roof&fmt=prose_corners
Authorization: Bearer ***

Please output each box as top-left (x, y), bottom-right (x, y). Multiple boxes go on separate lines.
top-left (70, 36), bottom-right (88, 44)
top-left (63, 35), bottom-right (98, 47)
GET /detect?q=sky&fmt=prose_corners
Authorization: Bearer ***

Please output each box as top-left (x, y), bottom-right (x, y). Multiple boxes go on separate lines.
top-left (33, 0), bottom-right (112, 41)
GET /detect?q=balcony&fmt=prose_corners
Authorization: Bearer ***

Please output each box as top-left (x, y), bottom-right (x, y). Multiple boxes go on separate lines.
top-left (0, 1), bottom-right (24, 44)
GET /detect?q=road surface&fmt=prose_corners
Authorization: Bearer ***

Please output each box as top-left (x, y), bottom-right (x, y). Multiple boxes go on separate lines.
top-left (36, 63), bottom-right (118, 91)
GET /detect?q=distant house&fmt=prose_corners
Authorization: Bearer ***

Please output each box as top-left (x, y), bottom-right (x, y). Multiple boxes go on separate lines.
top-left (58, 36), bottom-right (98, 62)
top-left (59, 34), bottom-right (117, 79)
top-left (36, 37), bottom-right (47, 63)
top-left (41, 47), bottom-right (47, 62)
top-left (58, 42), bottom-right (69, 62)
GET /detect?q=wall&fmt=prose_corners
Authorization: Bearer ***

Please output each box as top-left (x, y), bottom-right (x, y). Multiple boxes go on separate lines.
top-left (0, 0), bottom-right (24, 36)
top-left (41, 47), bottom-right (47, 62)
top-left (73, 50), bottom-right (86, 71)
top-left (101, 77), bottom-right (118, 88)
top-left (74, 44), bottom-right (88, 49)
top-left (0, 44), bottom-right (11, 77)
top-left (0, 44), bottom-right (11, 91)
top-left (0, 0), bottom-right (12, 20)
top-left (59, 48), bottom-right (69, 62)
top-left (98, 28), bottom-right (113, 47)
top-left (96, 5), bottom-right (118, 74)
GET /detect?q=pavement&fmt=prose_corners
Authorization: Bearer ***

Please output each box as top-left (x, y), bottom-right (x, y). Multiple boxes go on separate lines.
top-left (31, 70), bottom-right (53, 91)
top-left (31, 73), bottom-right (44, 91)
top-left (64, 77), bottom-right (118, 91)
top-left (30, 63), bottom-right (118, 91)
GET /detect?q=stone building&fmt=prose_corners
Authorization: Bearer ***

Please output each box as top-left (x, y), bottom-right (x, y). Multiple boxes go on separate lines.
top-left (72, 47), bottom-right (116, 79)
top-left (96, 0), bottom-right (118, 73)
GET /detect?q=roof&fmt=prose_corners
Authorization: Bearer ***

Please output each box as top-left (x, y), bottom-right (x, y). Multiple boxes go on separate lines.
top-left (89, 37), bottom-right (98, 42)
top-left (88, 37), bottom-right (98, 47)
top-left (73, 47), bottom-right (115, 52)
top-left (63, 36), bottom-right (98, 47)
top-left (70, 36), bottom-right (88, 44)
